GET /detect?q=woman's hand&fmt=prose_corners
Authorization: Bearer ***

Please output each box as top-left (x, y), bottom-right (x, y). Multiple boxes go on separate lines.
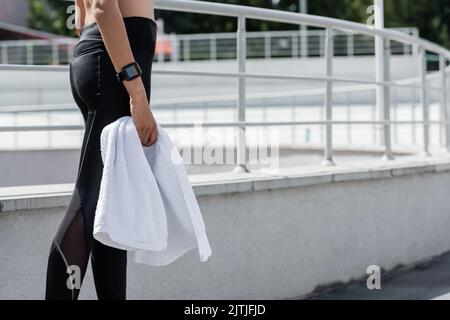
top-left (130, 94), bottom-right (158, 147)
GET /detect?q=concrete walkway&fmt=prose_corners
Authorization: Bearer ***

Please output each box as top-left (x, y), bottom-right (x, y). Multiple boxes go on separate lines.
top-left (311, 252), bottom-right (450, 300)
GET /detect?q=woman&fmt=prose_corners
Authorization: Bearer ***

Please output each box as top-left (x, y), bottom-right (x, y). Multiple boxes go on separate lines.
top-left (45, 0), bottom-right (158, 300)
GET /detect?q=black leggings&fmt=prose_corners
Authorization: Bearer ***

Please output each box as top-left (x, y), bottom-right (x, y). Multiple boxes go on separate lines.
top-left (45, 17), bottom-right (157, 300)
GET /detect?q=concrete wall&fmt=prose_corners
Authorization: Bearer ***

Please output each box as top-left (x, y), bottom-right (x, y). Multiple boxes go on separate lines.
top-left (1, 156), bottom-right (450, 299)
top-left (0, 149), bottom-right (80, 187)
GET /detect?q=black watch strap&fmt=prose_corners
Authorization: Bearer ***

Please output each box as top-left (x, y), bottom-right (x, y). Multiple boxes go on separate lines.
top-left (116, 62), bottom-right (143, 82)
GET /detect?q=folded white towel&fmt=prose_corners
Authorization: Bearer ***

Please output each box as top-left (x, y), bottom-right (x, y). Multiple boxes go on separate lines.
top-left (94, 116), bottom-right (212, 266)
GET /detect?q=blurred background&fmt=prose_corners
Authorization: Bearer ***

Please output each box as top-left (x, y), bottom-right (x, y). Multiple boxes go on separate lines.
top-left (0, 0), bottom-right (449, 187)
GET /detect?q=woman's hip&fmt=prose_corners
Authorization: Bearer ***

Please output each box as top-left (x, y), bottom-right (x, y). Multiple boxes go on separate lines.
top-left (70, 44), bottom-right (154, 117)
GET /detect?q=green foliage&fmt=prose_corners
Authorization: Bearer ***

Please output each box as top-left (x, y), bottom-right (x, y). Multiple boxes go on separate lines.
top-left (27, 0), bottom-right (76, 36)
top-left (281, 0), bottom-right (450, 48)
top-left (384, 0), bottom-right (450, 48)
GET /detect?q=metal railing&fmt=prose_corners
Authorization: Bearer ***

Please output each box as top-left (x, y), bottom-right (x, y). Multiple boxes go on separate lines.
top-left (0, 27), bottom-right (418, 65)
top-left (1, 0), bottom-right (449, 171)
top-left (162, 27), bottom-right (419, 62)
top-left (0, 38), bottom-right (75, 65)
top-left (154, 0), bottom-right (450, 170)
top-left (0, 73), bottom-right (444, 150)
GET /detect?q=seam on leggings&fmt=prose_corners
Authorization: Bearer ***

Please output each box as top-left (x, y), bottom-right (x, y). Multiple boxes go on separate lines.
top-left (97, 51), bottom-right (101, 103)
top-left (75, 109), bottom-right (97, 185)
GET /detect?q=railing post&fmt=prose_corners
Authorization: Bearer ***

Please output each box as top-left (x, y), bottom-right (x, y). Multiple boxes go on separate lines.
top-left (158, 36), bottom-right (165, 62)
top-left (210, 35), bottom-right (217, 61)
top-left (264, 33), bottom-right (271, 59)
top-left (183, 38), bottom-right (190, 61)
top-left (292, 33), bottom-right (299, 58)
top-left (67, 42), bottom-right (74, 64)
top-left (440, 55), bottom-right (450, 151)
top-left (322, 27), bottom-right (335, 166)
top-left (419, 46), bottom-right (430, 156)
top-left (52, 42), bottom-right (59, 65)
top-left (170, 33), bottom-right (179, 62)
top-left (234, 15), bottom-right (249, 173)
top-left (379, 38), bottom-right (393, 160)
top-left (375, 0), bottom-right (394, 160)
top-left (347, 33), bottom-right (354, 57)
top-left (299, 0), bottom-right (308, 58)
top-left (1, 44), bottom-right (8, 64)
top-left (300, 28), bottom-right (308, 58)
top-left (26, 42), bottom-right (33, 65)
top-left (411, 29), bottom-right (420, 57)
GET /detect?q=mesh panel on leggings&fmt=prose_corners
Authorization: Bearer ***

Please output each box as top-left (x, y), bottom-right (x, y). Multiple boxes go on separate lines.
top-left (46, 186), bottom-right (89, 300)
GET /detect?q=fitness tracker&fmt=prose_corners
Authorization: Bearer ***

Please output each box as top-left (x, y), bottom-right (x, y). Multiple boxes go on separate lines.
top-left (116, 61), bottom-right (143, 82)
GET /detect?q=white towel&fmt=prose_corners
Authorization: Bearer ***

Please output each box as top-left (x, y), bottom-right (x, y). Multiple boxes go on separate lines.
top-left (94, 115), bottom-right (212, 266)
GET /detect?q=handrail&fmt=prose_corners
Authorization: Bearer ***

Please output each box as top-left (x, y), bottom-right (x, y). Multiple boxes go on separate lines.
top-left (0, 120), bottom-right (445, 133)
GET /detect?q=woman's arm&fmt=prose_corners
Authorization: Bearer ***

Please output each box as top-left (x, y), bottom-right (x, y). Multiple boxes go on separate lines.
top-left (91, 0), bottom-right (157, 146)
top-left (74, 0), bottom-right (85, 36)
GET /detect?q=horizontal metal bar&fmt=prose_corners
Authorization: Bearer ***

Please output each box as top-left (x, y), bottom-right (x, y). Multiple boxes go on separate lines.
top-left (0, 82), bottom-right (416, 113)
top-left (175, 27), bottom-right (418, 41)
top-left (0, 63), bottom-right (441, 92)
top-left (150, 121), bottom-right (430, 129)
top-left (0, 125), bottom-right (84, 132)
top-left (2, 66), bottom-right (443, 94)
top-left (153, 69), bottom-right (443, 91)
top-left (1, 66), bottom-right (447, 95)
top-left (0, 120), bottom-right (444, 132)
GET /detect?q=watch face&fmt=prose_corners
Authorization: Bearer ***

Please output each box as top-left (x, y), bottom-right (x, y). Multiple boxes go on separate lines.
top-left (125, 65), bottom-right (139, 78)
top-left (118, 62), bottom-right (143, 82)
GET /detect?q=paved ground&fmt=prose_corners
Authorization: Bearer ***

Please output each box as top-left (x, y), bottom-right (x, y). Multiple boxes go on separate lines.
top-left (309, 252), bottom-right (450, 300)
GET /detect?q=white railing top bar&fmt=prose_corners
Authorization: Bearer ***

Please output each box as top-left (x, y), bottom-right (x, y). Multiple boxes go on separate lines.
top-left (155, 0), bottom-right (450, 59)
